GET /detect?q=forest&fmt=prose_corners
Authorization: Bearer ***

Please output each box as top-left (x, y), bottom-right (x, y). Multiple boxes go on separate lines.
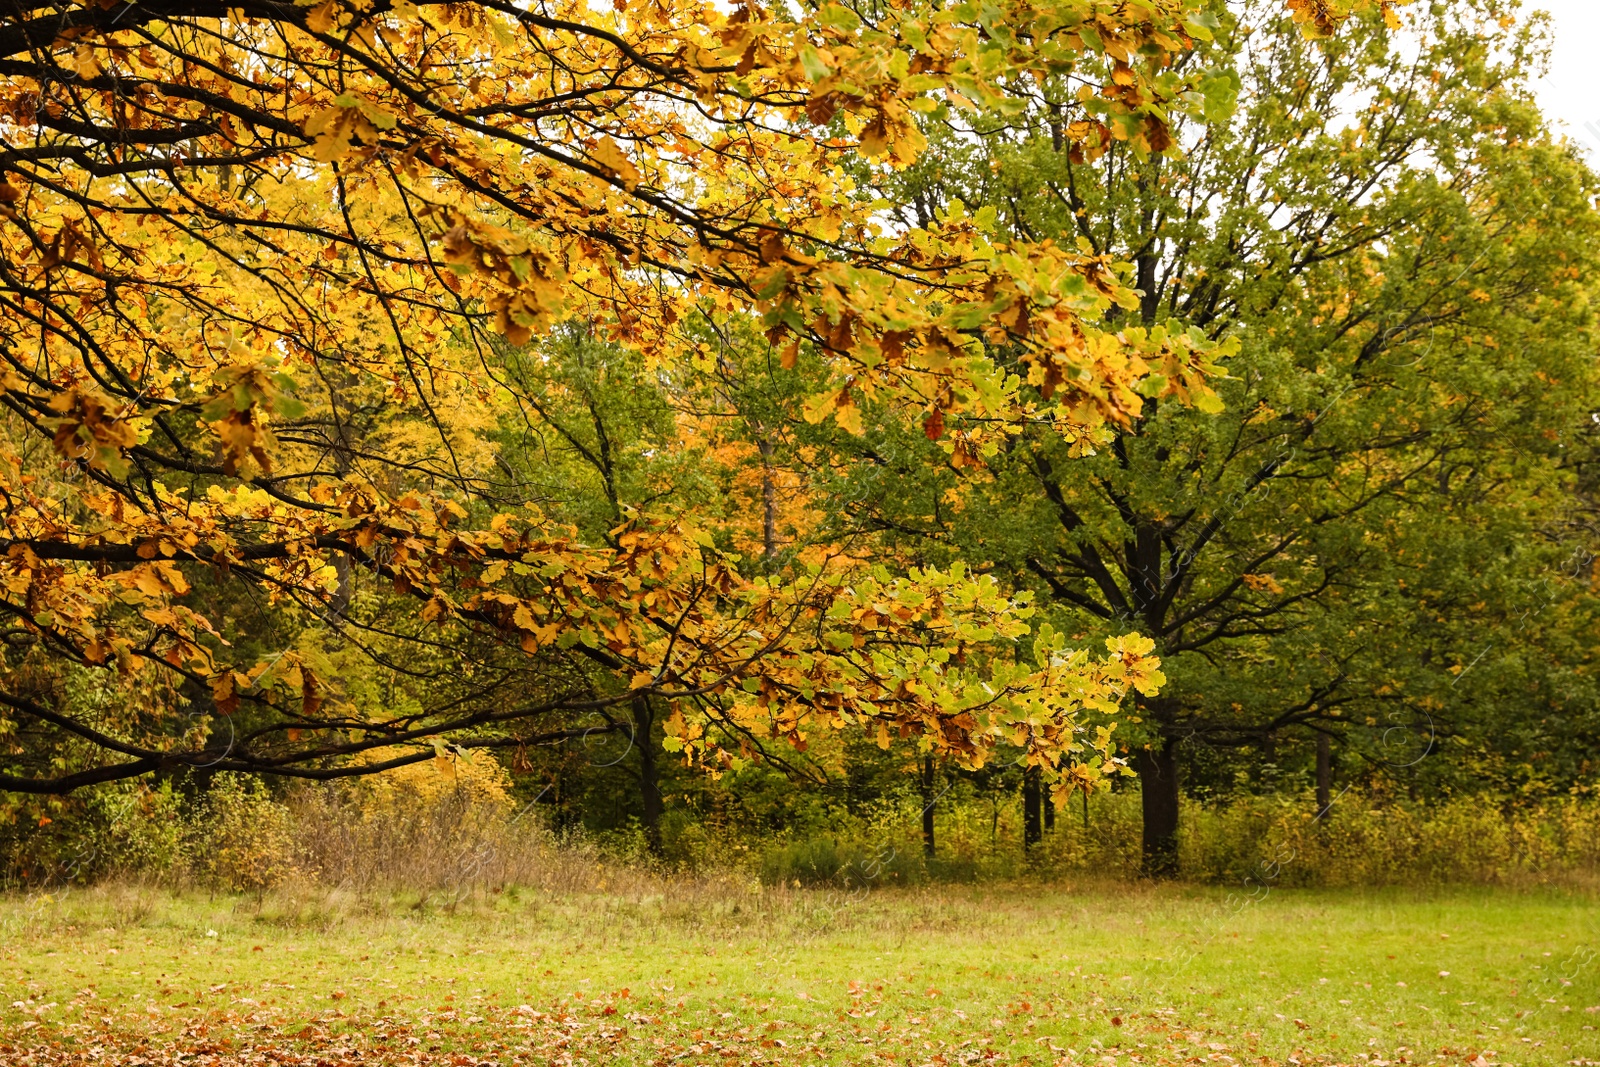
top-left (0, 0), bottom-right (1596, 1063)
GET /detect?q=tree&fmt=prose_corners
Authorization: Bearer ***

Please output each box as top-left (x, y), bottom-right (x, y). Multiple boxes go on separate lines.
top-left (1, 0), bottom-right (1266, 796)
top-left (812, 0), bottom-right (1600, 871)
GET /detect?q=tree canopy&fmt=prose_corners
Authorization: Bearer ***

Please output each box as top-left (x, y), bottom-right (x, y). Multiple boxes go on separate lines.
top-left (0, 0), bottom-right (1289, 793)
top-left (782, 0), bottom-right (1600, 868)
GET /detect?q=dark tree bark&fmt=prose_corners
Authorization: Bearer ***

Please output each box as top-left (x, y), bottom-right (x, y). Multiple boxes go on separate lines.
top-left (1136, 739), bottom-right (1180, 877)
top-left (632, 695), bottom-right (663, 854)
top-left (1023, 766), bottom-right (1043, 849)
top-left (1315, 731), bottom-right (1333, 819)
top-left (758, 436), bottom-right (779, 562)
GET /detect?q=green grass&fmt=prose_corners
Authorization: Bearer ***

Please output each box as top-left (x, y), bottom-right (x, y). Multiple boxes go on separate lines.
top-left (1, 880), bottom-right (1596, 1065)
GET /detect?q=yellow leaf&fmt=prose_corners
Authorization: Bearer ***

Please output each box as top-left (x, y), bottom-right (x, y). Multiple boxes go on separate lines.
top-left (305, 0), bottom-right (339, 35)
top-left (592, 136), bottom-right (641, 190)
top-left (835, 398), bottom-right (863, 436)
top-left (859, 116), bottom-right (890, 158)
top-left (71, 44), bottom-right (101, 81)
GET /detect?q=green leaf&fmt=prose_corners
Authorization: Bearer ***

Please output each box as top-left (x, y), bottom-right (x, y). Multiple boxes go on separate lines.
top-left (1183, 11), bottom-right (1220, 41)
top-left (1199, 69), bottom-right (1240, 123)
top-left (1135, 373), bottom-right (1168, 398)
top-left (798, 45), bottom-right (831, 82)
top-left (815, 3), bottom-right (861, 33)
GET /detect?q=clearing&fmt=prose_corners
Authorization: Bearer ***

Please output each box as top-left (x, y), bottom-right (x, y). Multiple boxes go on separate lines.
top-left (0, 881), bottom-right (1595, 1066)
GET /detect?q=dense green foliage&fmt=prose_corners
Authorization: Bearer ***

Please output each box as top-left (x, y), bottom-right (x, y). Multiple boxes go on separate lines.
top-left (760, 0), bottom-right (1600, 868)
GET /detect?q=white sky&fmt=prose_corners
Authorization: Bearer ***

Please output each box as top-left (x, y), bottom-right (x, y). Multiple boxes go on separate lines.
top-left (1530, 0), bottom-right (1600, 164)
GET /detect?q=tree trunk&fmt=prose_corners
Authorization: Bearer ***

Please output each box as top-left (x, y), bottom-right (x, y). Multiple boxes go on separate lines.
top-left (1043, 779), bottom-right (1055, 832)
top-left (329, 550), bottom-right (353, 619)
top-left (1023, 766), bottom-right (1043, 849)
top-left (632, 695), bottom-right (663, 854)
top-left (757, 437), bottom-right (778, 562)
top-left (1315, 731), bottom-right (1333, 820)
top-left (1136, 740), bottom-right (1180, 877)
top-left (328, 436), bottom-right (355, 619)
top-left (920, 755), bottom-right (937, 859)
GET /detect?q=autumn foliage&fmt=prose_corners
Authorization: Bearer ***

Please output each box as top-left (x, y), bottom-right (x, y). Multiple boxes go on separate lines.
top-left (0, 1), bottom-right (1403, 796)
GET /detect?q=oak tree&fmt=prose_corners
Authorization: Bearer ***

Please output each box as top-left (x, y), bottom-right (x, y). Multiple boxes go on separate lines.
top-left (0, 0), bottom-right (1265, 795)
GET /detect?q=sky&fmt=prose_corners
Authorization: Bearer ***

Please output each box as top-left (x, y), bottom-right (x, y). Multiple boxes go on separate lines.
top-left (1530, 0), bottom-right (1600, 163)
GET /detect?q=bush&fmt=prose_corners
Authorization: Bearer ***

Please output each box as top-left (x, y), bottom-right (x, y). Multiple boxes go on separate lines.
top-left (184, 774), bottom-right (299, 893)
top-left (0, 780), bottom-right (185, 887)
top-left (1172, 792), bottom-right (1600, 887)
top-left (744, 788), bottom-right (1600, 889)
top-left (758, 833), bottom-right (925, 887)
top-left (282, 749), bottom-right (632, 899)
top-left (84, 780), bottom-right (187, 879)
top-left (6, 757), bottom-right (1597, 894)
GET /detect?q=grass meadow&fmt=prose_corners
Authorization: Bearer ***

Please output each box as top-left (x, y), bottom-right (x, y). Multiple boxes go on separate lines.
top-left (0, 880), bottom-right (1595, 1067)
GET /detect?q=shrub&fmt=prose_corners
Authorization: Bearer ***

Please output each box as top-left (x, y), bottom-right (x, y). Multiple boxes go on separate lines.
top-left (1170, 792), bottom-right (1600, 887)
top-left (184, 774), bottom-right (299, 893)
top-left (6, 758), bottom-right (1597, 894)
top-left (287, 749), bottom-right (589, 898)
top-left (0, 780), bottom-right (185, 887)
top-left (758, 833), bottom-right (925, 887)
top-left (746, 788), bottom-right (1600, 889)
